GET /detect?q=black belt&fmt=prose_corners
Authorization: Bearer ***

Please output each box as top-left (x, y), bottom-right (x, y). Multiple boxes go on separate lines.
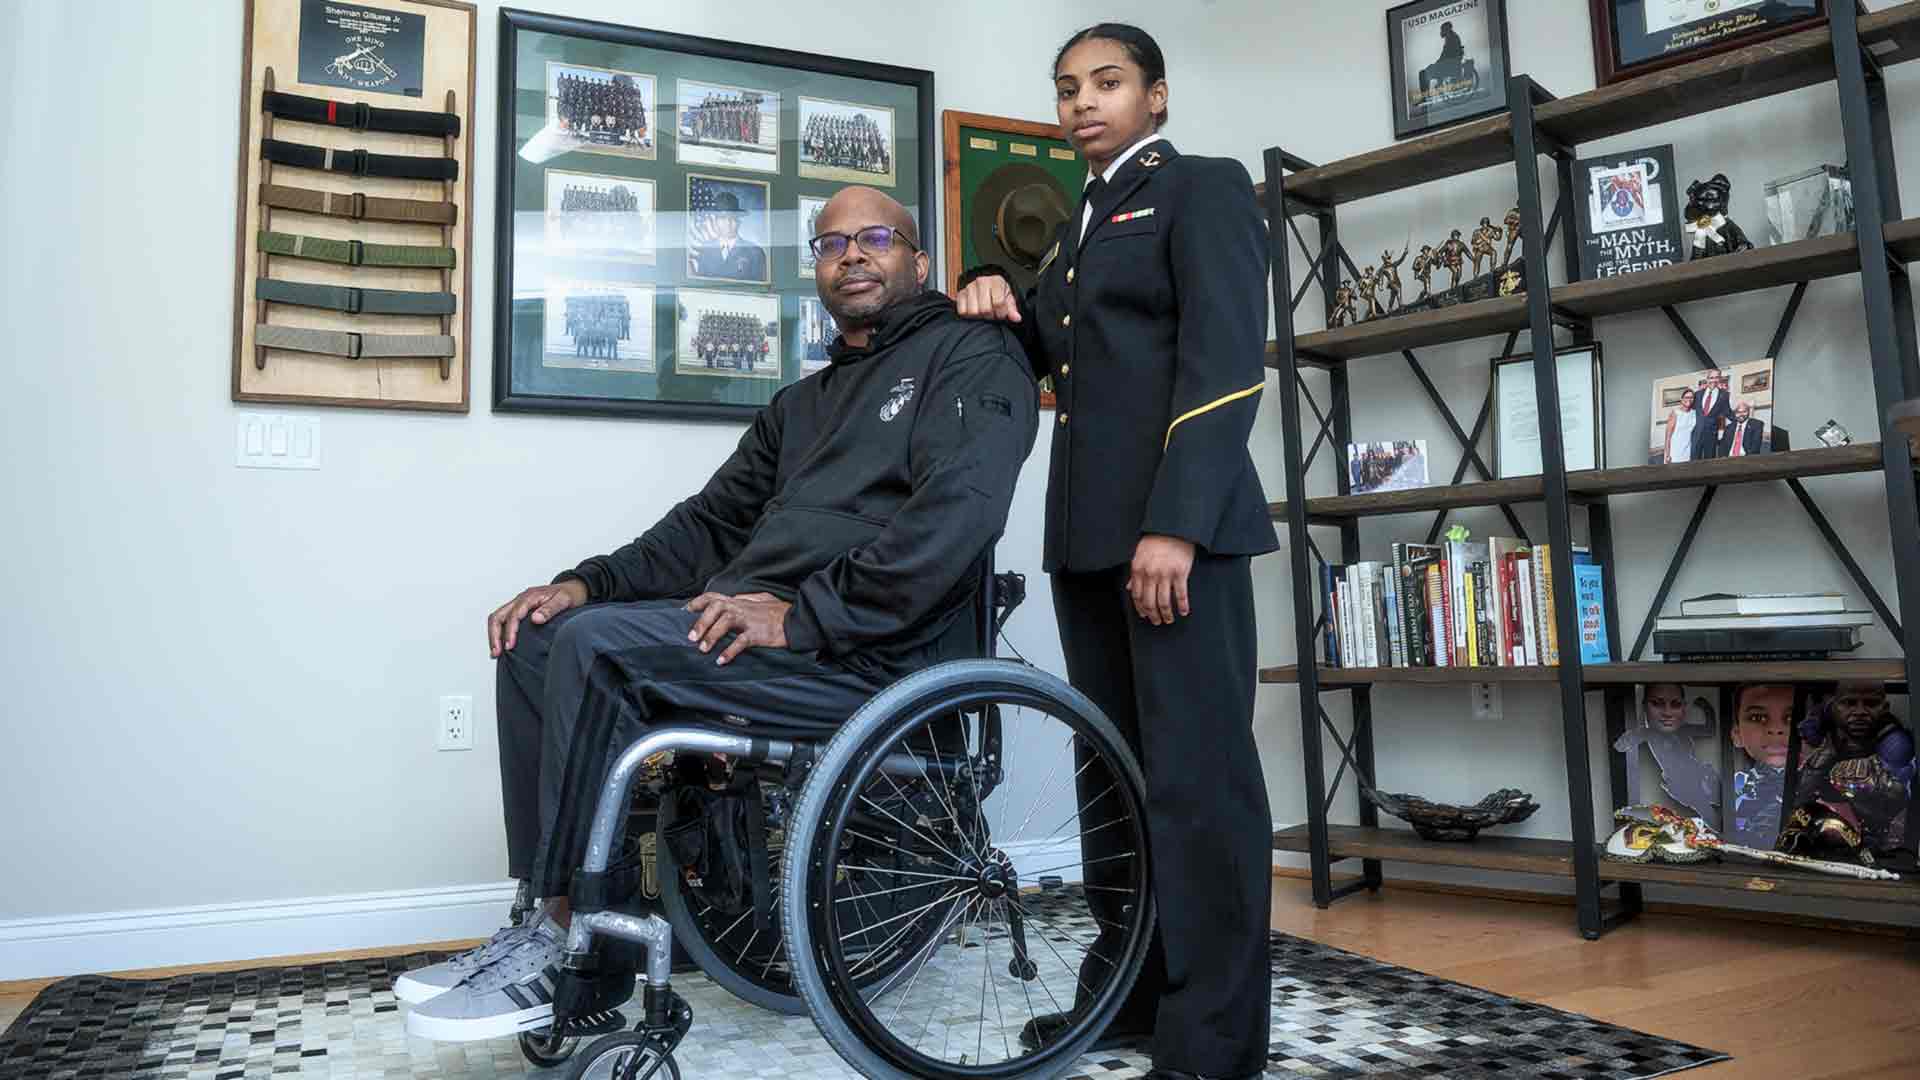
top-left (263, 138), bottom-right (459, 181)
top-left (256, 277), bottom-right (456, 316)
top-left (263, 90), bottom-right (461, 138)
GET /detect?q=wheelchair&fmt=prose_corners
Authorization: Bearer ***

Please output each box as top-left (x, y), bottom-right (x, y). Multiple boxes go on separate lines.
top-left (518, 564), bottom-right (1157, 1079)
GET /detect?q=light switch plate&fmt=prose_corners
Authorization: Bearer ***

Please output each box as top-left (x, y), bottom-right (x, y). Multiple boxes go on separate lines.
top-left (236, 413), bottom-right (319, 470)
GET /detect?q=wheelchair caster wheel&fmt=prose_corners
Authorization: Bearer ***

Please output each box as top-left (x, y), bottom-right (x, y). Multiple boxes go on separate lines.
top-left (517, 1028), bottom-right (578, 1068)
top-left (1008, 956), bottom-right (1039, 980)
top-left (565, 1031), bottom-right (681, 1080)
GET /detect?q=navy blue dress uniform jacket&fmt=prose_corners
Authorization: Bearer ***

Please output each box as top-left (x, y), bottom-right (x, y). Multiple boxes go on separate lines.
top-left (981, 138), bottom-right (1279, 572)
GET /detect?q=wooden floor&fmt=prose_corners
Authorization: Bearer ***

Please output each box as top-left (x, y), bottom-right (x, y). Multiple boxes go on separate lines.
top-left (1268, 877), bottom-right (1920, 1080)
top-left (3, 880), bottom-right (1916, 1078)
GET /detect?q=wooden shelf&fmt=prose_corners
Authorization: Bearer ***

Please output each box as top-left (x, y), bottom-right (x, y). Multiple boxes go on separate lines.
top-left (1254, 2), bottom-right (1920, 209)
top-left (1259, 659), bottom-right (1909, 687)
top-left (1267, 220), bottom-right (1920, 364)
top-left (1273, 824), bottom-right (1575, 877)
top-left (1272, 825), bottom-right (1920, 904)
top-left (1268, 443), bottom-right (1891, 522)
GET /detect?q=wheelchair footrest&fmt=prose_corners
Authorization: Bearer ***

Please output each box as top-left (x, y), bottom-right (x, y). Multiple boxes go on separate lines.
top-left (552, 957), bottom-right (636, 1033)
top-left (548, 1008), bottom-right (628, 1039)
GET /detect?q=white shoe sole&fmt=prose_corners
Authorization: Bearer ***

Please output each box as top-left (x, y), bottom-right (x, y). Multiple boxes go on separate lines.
top-left (392, 973), bottom-right (457, 1006)
top-left (405, 1000), bottom-right (554, 1042)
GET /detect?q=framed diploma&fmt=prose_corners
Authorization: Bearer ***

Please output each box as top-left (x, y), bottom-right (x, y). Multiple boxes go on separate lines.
top-left (1491, 344), bottom-right (1606, 479)
top-left (1588, 0), bottom-right (1827, 87)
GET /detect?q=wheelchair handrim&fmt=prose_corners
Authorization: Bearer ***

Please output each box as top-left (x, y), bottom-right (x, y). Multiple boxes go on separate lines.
top-left (800, 676), bottom-right (1154, 1079)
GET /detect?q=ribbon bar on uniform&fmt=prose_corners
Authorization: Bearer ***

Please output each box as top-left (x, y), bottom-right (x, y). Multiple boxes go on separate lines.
top-left (258, 229), bottom-right (456, 269)
top-left (259, 183), bottom-right (458, 226)
top-left (262, 138), bottom-right (459, 182)
top-left (263, 90), bottom-right (461, 138)
top-left (256, 323), bottom-right (455, 359)
top-left (256, 277), bottom-right (457, 316)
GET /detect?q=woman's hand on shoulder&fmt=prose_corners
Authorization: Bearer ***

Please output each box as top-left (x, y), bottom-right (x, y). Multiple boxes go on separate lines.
top-left (955, 273), bottom-right (1023, 324)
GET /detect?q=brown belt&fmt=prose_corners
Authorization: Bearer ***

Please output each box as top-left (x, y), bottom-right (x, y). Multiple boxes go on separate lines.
top-left (259, 182), bottom-right (458, 226)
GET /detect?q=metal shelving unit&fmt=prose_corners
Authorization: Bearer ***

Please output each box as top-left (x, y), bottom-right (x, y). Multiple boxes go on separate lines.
top-left (1260, 2), bottom-right (1920, 937)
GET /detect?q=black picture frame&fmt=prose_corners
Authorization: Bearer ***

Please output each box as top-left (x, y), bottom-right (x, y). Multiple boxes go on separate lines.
top-left (493, 8), bottom-right (936, 421)
top-left (1589, 0), bottom-right (1827, 87)
top-left (1490, 343), bottom-right (1606, 479)
top-left (1386, 0), bottom-right (1511, 141)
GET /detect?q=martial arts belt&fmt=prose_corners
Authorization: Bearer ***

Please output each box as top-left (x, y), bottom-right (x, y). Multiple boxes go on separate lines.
top-left (256, 277), bottom-right (456, 316)
top-left (255, 324), bottom-right (455, 359)
top-left (258, 229), bottom-right (456, 269)
top-left (262, 138), bottom-right (459, 181)
top-left (259, 183), bottom-right (458, 226)
top-left (262, 90), bottom-right (461, 138)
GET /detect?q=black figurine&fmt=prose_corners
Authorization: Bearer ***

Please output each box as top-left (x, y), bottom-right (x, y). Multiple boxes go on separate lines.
top-left (1683, 173), bottom-right (1754, 261)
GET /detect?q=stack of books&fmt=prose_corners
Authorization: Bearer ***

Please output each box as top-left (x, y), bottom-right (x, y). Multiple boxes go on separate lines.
top-left (1321, 541), bottom-right (1611, 669)
top-left (1655, 593), bottom-right (1871, 661)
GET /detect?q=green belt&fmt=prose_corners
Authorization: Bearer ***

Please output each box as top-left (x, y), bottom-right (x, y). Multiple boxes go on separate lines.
top-left (255, 323), bottom-right (456, 359)
top-left (260, 183), bottom-right (458, 225)
top-left (256, 277), bottom-right (456, 315)
top-left (257, 229), bottom-right (456, 269)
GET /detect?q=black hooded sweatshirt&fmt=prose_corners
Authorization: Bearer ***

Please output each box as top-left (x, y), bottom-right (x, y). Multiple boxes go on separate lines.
top-left (558, 292), bottom-right (1039, 681)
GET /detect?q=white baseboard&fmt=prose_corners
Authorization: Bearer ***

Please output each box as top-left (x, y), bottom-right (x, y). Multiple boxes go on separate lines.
top-left (0, 881), bottom-right (519, 982)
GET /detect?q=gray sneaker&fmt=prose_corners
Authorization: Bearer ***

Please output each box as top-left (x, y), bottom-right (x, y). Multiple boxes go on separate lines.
top-left (405, 917), bottom-right (566, 1042)
top-left (393, 912), bottom-right (542, 1006)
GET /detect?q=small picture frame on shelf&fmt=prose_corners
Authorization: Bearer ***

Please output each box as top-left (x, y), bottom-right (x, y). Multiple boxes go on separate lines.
top-left (1386, 0), bottom-right (1511, 140)
top-left (1647, 358), bottom-right (1776, 465)
top-left (1347, 440), bottom-right (1430, 495)
top-left (1589, 0), bottom-right (1827, 88)
top-left (1491, 344), bottom-right (1605, 478)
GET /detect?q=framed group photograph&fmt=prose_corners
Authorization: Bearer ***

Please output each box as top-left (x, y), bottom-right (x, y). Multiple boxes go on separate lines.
top-left (1589, 0), bottom-right (1827, 87)
top-left (1386, 0), bottom-right (1511, 140)
top-left (494, 9), bottom-right (934, 420)
top-left (1491, 344), bottom-right (1605, 478)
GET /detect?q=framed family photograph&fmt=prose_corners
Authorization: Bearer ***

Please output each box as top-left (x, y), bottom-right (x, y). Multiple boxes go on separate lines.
top-left (1589, 0), bottom-right (1827, 87)
top-left (494, 8), bottom-right (934, 420)
top-left (1648, 358), bottom-right (1777, 464)
top-left (1386, 0), bottom-right (1510, 140)
top-left (1491, 344), bottom-right (1605, 478)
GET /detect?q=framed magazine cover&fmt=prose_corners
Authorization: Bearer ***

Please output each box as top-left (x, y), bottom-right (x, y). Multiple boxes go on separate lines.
top-left (493, 9), bottom-right (935, 420)
top-left (1386, 0), bottom-right (1511, 140)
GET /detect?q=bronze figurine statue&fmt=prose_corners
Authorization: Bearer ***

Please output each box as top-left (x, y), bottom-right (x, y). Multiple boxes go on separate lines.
top-left (1501, 206), bottom-right (1522, 266)
top-left (1470, 216), bottom-right (1498, 277)
top-left (1331, 280), bottom-right (1358, 327)
top-left (1411, 243), bottom-right (1436, 301)
top-left (1357, 265), bottom-right (1384, 320)
top-left (1440, 229), bottom-right (1467, 291)
top-left (1379, 245), bottom-right (1409, 312)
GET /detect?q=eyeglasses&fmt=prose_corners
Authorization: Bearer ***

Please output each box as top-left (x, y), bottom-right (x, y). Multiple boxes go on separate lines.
top-left (808, 225), bottom-right (919, 261)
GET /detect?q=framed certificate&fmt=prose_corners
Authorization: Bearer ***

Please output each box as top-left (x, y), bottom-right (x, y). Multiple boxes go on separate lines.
top-left (1588, 0), bottom-right (1826, 87)
top-left (494, 8), bottom-right (934, 420)
top-left (1491, 345), bottom-right (1606, 479)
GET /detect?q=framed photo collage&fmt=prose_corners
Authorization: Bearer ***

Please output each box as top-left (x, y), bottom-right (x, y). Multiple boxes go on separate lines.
top-left (495, 10), bottom-right (934, 419)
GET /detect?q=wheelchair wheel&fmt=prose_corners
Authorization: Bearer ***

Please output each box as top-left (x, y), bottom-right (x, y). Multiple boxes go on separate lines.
top-left (783, 659), bottom-right (1155, 1080)
top-left (563, 1031), bottom-right (680, 1080)
top-left (658, 778), bottom-right (957, 1016)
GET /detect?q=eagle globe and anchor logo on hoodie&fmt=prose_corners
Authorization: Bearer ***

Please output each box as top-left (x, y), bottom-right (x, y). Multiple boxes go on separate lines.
top-left (879, 377), bottom-right (916, 422)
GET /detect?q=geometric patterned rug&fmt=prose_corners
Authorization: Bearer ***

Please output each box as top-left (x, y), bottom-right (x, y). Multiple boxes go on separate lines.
top-left (1, 923), bottom-right (1728, 1079)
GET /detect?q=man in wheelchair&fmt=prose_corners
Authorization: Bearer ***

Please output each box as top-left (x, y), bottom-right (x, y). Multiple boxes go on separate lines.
top-left (400, 186), bottom-right (1040, 1041)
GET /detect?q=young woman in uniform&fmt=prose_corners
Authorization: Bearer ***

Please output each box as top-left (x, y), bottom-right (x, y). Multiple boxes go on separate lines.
top-left (956, 22), bottom-right (1277, 1080)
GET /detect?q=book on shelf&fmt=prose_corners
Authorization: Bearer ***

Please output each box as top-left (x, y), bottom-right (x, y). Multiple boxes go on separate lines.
top-left (1652, 610), bottom-right (1874, 631)
top-left (1679, 592), bottom-right (1845, 617)
top-left (1654, 624), bottom-right (1861, 656)
top-left (1574, 561), bottom-right (1612, 663)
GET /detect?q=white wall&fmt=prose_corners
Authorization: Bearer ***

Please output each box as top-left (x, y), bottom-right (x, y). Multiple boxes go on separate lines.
top-left (3, 0), bottom-right (1915, 964)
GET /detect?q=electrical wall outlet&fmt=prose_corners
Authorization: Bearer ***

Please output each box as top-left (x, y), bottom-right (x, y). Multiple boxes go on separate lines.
top-left (438, 695), bottom-right (475, 751)
top-left (1470, 682), bottom-right (1503, 723)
